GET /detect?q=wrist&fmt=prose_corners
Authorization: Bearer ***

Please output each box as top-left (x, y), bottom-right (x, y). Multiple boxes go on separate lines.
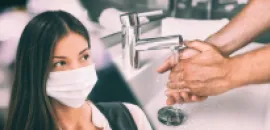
top-left (206, 34), bottom-right (232, 56)
top-left (225, 56), bottom-right (250, 90)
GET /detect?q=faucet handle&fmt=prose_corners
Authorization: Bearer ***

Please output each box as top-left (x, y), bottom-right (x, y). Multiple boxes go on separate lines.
top-left (137, 10), bottom-right (164, 18)
top-left (120, 10), bottom-right (164, 26)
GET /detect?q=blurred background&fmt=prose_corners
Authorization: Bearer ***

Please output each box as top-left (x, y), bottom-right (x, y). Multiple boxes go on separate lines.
top-left (2, 0), bottom-right (268, 129)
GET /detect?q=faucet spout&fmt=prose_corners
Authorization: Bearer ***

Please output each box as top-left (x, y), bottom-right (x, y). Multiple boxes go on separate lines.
top-left (120, 10), bottom-right (185, 70)
top-left (135, 35), bottom-right (184, 51)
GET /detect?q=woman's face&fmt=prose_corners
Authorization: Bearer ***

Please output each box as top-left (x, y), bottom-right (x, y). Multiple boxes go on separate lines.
top-left (51, 32), bottom-right (92, 72)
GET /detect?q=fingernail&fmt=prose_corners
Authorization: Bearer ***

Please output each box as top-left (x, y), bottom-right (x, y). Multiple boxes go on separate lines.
top-left (180, 51), bottom-right (190, 59)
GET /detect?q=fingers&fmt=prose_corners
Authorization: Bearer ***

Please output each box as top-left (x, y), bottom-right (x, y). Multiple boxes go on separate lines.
top-left (166, 89), bottom-right (191, 103)
top-left (171, 62), bottom-right (183, 72)
top-left (157, 45), bottom-right (199, 73)
top-left (167, 81), bottom-right (189, 90)
top-left (158, 40), bottom-right (213, 73)
top-left (191, 95), bottom-right (208, 102)
top-left (169, 71), bottom-right (183, 82)
top-left (166, 88), bottom-right (191, 94)
top-left (184, 40), bottom-right (212, 52)
top-left (180, 92), bottom-right (191, 102)
top-left (166, 90), bottom-right (183, 105)
top-left (166, 89), bottom-right (208, 105)
top-left (179, 48), bottom-right (200, 60)
top-left (166, 96), bottom-right (176, 106)
top-left (157, 56), bottom-right (176, 73)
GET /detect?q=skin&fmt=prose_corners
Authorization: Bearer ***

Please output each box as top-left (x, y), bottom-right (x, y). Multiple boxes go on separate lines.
top-left (166, 40), bottom-right (270, 98)
top-left (167, 40), bottom-right (235, 97)
top-left (157, 0), bottom-right (270, 105)
top-left (50, 32), bottom-right (101, 130)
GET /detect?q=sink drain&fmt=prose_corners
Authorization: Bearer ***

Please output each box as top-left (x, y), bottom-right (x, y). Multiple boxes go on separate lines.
top-left (158, 106), bottom-right (186, 126)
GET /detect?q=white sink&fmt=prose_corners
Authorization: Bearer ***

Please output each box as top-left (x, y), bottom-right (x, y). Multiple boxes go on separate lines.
top-left (142, 43), bottom-right (270, 130)
top-left (107, 25), bottom-right (179, 106)
top-left (107, 17), bottom-right (231, 106)
top-left (145, 84), bottom-right (270, 130)
top-left (108, 28), bottom-right (270, 129)
top-left (107, 17), bottom-right (270, 129)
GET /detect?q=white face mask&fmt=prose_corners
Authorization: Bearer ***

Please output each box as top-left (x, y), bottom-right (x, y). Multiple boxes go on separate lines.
top-left (46, 64), bottom-right (97, 108)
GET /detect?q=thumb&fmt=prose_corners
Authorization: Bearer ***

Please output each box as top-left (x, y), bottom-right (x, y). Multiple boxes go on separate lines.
top-left (166, 96), bottom-right (176, 106)
top-left (157, 55), bottom-right (176, 73)
top-left (184, 40), bottom-right (212, 52)
top-left (179, 48), bottom-right (200, 59)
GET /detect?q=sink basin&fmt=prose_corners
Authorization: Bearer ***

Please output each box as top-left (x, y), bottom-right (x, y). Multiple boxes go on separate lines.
top-left (108, 29), bottom-right (269, 129)
top-left (106, 17), bottom-right (270, 129)
top-left (105, 17), bottom-right (230, 106)
top-left (145, 83), bottom-right (270, 130)
top-left (107, 26), bottom-right (172, 106)
top-left (142, 43), bottom-right (270, 130)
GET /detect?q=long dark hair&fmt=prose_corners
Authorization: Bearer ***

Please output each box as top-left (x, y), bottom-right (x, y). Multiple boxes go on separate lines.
top-left (5, 11), bottom-right (90, 130)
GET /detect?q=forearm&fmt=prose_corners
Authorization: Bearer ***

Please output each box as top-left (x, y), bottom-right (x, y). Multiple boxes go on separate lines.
top-left (228, 45), bottom-right (270, 88)
top-left (206, 0), bottom-right (270, 55)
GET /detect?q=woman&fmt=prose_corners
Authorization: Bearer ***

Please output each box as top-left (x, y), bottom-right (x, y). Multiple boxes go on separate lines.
top-left (5, 11), bottom-right (152, 130)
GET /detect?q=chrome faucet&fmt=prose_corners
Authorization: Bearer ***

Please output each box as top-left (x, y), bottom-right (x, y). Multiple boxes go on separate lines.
top-left (120, 10), bottom-right (185, 70)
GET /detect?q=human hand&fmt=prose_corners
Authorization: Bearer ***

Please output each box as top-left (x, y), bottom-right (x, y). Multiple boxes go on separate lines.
top-left (165, 88), bottom-right (208, 105)
top-left (157, 44), bottom-right (208, 104)
top-left (168, 40), bottom-right (235, 97)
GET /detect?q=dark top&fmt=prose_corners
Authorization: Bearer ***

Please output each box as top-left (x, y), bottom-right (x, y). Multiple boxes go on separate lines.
top-left (95, 102), bottom-right (138, 130)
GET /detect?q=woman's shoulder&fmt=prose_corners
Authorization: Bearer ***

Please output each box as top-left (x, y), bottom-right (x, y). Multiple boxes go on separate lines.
top-left (93, 102), bottom-right (153, 130)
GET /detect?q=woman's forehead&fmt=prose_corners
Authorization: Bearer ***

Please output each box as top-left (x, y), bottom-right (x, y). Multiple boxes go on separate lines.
top-left (53, 32), bottom-right (89, 55)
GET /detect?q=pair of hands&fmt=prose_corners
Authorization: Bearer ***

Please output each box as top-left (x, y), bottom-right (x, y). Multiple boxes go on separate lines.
top-left (157, 40), bottom-right (235, 105)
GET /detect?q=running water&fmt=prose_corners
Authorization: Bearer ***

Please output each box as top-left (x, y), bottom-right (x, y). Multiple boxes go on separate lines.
top-left (157, 47), bottom-right (187, 126)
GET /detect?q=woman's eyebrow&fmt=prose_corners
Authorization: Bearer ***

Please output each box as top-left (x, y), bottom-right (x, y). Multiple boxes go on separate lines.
top-left (79, 48), bottom-right (89, 55)
top-left (53, 56), bottom-right (67, 59)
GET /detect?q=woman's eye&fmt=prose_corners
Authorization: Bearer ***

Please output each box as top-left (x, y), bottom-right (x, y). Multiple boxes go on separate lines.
top-left (53, 61), bottom-right (66, 68)
top-left (81, 54), bottom-right (89, 61)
